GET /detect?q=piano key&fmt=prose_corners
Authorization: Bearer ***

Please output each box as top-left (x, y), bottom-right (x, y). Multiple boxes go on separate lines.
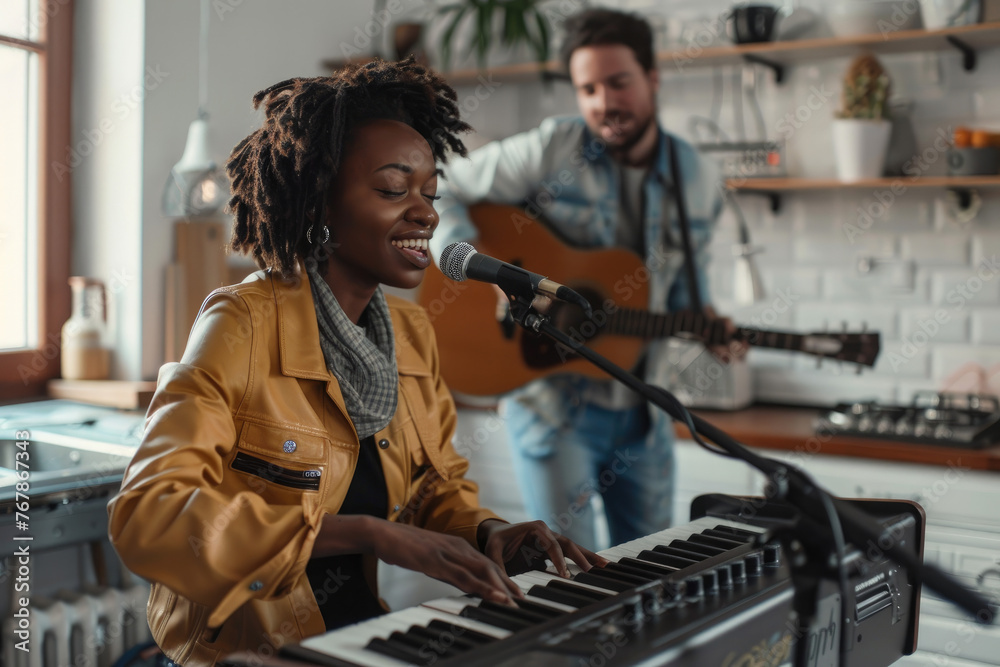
top-left (426, 619), bottom-right (497, 645)
top-left (460, 605), bottom-right (537, 632)
top-left (689, 533), bottom-right (747, 549)
top-left (637, 549), bottom-right (700, 569)
top-left (583, 564), bottom-right (652, 586)
top-left (526, 584), bottom-right (595, 609)
top-left (513, 596), bottom-right (571, 618)
top-left (300, 608), bottom-right (460, 667)
top-left (406, 625), bottom-right (482, 652)
top-left (515, 570), bottom-right (616, 595)
top-left (664, 540), bottom-right (725, 557)
top-left (703, 527), bottom-right (757, 543)
top-left (573, 570), bottom-right (636, 592)
top-left (366, 636), bottom-right (435, 665)
top-left (382, 630), bottom-right (465, 659)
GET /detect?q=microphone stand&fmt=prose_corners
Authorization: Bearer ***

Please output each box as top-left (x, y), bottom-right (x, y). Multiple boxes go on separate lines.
top-left (503, 295), bottom-right (996, 665)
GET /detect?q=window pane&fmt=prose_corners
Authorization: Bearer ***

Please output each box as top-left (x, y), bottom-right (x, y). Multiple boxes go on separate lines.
top-left (0, 0), bottom-right (30, 41)
top-left (0, 44), bottom-right (37, 351)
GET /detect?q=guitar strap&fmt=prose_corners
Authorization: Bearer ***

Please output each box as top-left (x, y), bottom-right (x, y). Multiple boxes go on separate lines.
top-left (663, 134), bottom-right (704, 313)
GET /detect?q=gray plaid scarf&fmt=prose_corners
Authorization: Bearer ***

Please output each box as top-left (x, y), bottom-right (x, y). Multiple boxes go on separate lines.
top-left (307, 267), bottom-right (398, 439)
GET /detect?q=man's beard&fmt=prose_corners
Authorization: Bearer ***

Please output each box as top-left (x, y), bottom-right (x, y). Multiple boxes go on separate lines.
top-left (597, 110), bottom-right (656, 159)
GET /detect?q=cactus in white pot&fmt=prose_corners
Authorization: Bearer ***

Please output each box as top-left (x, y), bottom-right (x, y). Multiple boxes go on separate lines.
top-left (833, 53), bottom-right (893, 182)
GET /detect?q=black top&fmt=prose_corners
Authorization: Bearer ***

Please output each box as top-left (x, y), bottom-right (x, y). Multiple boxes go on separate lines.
top-left (305, 435), bottom-right (388, 630)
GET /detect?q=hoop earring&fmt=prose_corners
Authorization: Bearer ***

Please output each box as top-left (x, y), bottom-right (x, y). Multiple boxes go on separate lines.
top-left (306, 224), bottom-right (330, 245)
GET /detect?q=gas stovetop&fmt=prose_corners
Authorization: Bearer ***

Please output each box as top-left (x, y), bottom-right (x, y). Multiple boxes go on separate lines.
top-left (815, 391), bottom-right (1000, 449)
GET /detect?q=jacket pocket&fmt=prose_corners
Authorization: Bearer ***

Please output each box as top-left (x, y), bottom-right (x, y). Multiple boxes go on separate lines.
top-left (232, 452), bottom-right (321, 491)
top-left (230, 421), bottom-right (328, 501)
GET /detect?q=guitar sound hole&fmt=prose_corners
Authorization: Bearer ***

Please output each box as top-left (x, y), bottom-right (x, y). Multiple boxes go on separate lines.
top-left (521, 287), bottom-right (603, 369)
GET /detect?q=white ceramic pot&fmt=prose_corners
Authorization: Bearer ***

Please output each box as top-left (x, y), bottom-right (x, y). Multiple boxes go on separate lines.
top-left (832, 118), bottom-right (893, 182)
top-left (919, 0), bottom-right (981, 29)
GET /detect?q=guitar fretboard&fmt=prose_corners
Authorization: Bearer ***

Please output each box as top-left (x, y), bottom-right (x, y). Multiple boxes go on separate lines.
top-left (606, 308), bottom-right (807, 351)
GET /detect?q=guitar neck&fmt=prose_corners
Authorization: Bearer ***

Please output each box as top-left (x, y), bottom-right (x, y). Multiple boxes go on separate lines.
top-left (607, 308), bottom-right (805, 351)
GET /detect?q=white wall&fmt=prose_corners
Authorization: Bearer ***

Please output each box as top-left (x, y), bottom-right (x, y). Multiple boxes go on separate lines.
top-left (74, 0), bottom-right (432, 379)
top-left (72, 0), bottom-right (145, 380)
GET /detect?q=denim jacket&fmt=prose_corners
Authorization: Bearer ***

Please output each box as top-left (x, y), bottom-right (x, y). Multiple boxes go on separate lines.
top-left (430, 116), bottom-right (723, 448)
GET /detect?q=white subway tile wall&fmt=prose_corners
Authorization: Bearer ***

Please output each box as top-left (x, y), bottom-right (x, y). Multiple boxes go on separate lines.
top-left (448, 1), bottom-right (1000, 407)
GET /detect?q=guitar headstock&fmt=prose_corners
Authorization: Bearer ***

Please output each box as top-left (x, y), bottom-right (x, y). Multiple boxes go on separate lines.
top-left (800, 330), bottom-right (881, 367)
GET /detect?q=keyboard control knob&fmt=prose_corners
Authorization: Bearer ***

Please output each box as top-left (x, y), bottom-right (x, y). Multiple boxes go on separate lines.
top-left (716, 565), bottom-right (733, 589)
top-left (745, 552), bottom-right (763, 577)
top-left (685, 576), bottom-right (704, 599)
top-left (730, 559), bottom-right (747, 584)
top-left (764, 543), bottom-right (781, 568)
top-left (640, 583), bottom-right (667, 615)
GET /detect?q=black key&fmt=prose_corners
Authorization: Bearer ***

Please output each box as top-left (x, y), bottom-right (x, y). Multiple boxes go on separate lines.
top-left (711, 525), bottom-right (760, 540)
top-left (637, 550), bottom-right (699, 569)
top-left (427, 619), bottom-right (495, 644)
top-left (690, 533), bottom-right (745, 549)
top-left (656, 543), bottom-right (716, 559)
top-left (461, 605), bottom-right (533, 632)
top-left (515, 598), bottom-right (566, 619)
top-left (619, 557), bottom-right (678, 576)
top-left (367, 636), bottom-right (435, 665)
top-left (479, 600), bottom-right (552, 624)
top-left (574, 571), bottom-right (634, 592)
top-left (669, 539), bottom-right (725, 556)
top-left (602, 563), bottom-right (662, 581)
top-left (407, 625), bottom-right (480, 652)
top-left (704, 528), bottom-right (756, 543)
top-left (388, 630), bottom-right (464, 659)
top-left (547, 579), bottom-right (613, 601)
top-left (594, 564), bottom-right (654, 585)
top-left (527, 584), bottom-right (594, 608)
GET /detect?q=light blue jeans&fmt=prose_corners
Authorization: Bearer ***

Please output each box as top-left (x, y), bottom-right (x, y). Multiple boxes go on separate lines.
top-left (503, 393), bottom-right (675, 552)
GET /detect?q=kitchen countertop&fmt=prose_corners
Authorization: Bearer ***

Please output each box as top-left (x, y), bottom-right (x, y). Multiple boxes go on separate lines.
top-left (675, 404), bottom-right (1000, 472)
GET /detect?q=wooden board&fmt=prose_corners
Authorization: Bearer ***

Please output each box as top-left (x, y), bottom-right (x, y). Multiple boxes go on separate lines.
top-left (164, 220), bottom-right (228, 362)
top-left (47, 379), bottom-right (157, 410)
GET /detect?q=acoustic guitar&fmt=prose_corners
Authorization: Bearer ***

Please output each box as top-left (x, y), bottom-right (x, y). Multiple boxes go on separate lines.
top-left (418, 204), bottom-right (881, 397)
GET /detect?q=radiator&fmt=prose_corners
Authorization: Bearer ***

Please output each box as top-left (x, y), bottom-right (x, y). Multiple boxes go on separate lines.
top-left (2, 583), bottom-right (151, 667)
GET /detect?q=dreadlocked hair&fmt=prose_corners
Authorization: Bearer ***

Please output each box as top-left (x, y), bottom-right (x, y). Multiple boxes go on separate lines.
top-left (226, 56), bottom-right (471, 277)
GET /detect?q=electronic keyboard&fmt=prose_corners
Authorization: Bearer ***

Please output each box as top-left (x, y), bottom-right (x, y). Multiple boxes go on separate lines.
top-left (264, 496), bottom-right (921, 667)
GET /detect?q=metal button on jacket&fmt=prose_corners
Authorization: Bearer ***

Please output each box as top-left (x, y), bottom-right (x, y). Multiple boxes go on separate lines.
top-left (378, 439), bottom-right (390, 449)
top-left (282, 440), bottom-right (297, 453)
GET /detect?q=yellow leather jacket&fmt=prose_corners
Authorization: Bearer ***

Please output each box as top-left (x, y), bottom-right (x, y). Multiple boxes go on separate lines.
top-left (107, 269), bottom-right (501, 666)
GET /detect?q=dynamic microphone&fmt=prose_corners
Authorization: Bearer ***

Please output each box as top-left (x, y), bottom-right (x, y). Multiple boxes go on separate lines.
top-left (439, 242), bottom-right (592, 318)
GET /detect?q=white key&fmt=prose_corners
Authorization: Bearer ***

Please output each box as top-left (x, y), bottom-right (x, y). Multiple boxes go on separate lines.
top-left (300, 607), bottom-right (437, 667)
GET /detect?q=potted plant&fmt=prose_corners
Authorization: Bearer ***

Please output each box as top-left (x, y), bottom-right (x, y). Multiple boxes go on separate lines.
top-left (434, 0), bottom-right (551, 71)
top-left (832, 53), bottom-right (893, 182)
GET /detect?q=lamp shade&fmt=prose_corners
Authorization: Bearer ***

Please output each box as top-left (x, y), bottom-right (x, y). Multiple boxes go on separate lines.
top-left (161, 118), bottom-right (230, 217)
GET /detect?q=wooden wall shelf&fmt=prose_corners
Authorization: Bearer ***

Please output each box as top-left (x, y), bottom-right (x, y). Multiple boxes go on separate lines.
top-left (727, 175), bottom-right (1000, 212)
top-left (436, 21), bottom-right (1000, 86)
